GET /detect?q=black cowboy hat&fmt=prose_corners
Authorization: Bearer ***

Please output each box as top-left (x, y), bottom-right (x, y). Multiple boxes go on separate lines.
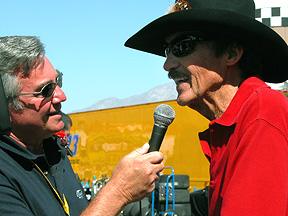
top-left (125, 0), bottom-right (288, 83)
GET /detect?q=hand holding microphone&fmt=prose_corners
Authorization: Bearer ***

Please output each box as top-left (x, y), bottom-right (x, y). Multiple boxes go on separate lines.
top-left (148, 104), bottom-right (175, 152)
top-left (86, 105), bottom-right (174, 213)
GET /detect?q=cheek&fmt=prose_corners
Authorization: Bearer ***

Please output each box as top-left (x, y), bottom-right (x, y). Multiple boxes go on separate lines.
top-left (13, 101), bottom-right (50, 125)
top-left (10, 111), bottom-right (39, 127)
top-left (187, 66), bottom-right (204, 89)
top-left (189, 64), bottom-right (224, 91)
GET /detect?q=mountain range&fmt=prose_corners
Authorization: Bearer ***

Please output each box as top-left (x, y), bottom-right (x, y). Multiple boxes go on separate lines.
top-left (73, 82), bottom-right (178, 113)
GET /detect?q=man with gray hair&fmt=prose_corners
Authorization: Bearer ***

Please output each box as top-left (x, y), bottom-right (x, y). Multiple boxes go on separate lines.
top-left (0, 36), bottom-right (164, 216)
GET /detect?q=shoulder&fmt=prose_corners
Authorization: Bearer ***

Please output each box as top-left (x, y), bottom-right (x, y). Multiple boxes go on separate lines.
top-left (239, 86), bottom-right (288, 137)
top-left (251, 86), bottom-right (288, 119)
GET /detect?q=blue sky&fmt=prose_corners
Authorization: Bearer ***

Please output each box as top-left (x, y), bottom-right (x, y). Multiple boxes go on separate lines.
top-left (0, 0), bottom-right (286, 113)
top-left (0, 0), bottom-right (174, 113)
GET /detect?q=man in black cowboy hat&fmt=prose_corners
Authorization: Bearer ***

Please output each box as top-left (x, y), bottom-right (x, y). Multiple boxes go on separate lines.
top-left (125, 0), bottom-right (288, 215)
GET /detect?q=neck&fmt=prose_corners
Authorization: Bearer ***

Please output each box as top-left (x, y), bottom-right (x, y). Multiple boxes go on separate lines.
top-left (190, 69), bottom-right (242, 121)
top-left (204, 83), bottom-right (239, 120)
top-left (195, 67), bottom-right (242, 121)
top-left (9, 132), bottom-right (44, 155)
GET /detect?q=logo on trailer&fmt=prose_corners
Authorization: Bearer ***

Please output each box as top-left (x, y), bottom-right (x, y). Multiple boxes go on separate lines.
top-left (68, 134), bottom-right (79, 156)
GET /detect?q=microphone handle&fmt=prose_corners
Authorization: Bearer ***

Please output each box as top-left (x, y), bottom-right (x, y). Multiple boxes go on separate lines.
top-left (65, 146), bottom-right (74, 156)
top-left (148, 123), bottom-right (168, 152)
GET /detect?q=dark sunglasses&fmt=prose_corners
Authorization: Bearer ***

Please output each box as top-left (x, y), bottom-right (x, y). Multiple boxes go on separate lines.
top-left (164, 36), bottom-right (207, 58)
top-left (17, 72), bottom-right (63, 98)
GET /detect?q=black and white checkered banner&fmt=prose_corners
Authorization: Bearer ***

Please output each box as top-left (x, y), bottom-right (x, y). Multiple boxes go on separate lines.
top-left (256, 7), bottom-right (288, 27)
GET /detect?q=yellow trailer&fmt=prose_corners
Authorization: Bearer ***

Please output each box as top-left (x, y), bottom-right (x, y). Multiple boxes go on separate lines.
top-left (68, 100), bottom-right (210, 190)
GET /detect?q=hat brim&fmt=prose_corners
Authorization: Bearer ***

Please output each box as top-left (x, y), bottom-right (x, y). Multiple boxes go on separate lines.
top-left (125, 9), bottom-right (288, 83)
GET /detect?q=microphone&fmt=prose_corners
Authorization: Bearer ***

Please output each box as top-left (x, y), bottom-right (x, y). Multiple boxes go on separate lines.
top-left (148, 104), bottom-right (175, 152)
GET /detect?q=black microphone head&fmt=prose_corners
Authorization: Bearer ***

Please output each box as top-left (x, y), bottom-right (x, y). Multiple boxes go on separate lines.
top-left (154, 104), bottom-right (175, 127)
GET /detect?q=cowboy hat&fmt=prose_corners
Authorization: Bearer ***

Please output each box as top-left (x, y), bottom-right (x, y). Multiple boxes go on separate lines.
top-left (125, 0), bottom-right (288, 83)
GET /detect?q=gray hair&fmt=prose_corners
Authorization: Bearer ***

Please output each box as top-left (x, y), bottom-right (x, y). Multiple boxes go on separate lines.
top-left (0, 36), bottom-right (45, 110)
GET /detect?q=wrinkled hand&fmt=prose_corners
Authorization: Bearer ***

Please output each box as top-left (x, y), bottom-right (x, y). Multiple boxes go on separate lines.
top-left (108, 143), bottom-right (164, 205)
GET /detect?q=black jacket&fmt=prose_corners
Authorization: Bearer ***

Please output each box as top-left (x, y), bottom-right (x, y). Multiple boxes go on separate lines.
top-left (0, 135), bottom-right (88, 216)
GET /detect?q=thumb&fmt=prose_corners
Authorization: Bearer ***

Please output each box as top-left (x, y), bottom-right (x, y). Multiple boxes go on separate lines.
top-left (130, 143), bottom-right (150, 157)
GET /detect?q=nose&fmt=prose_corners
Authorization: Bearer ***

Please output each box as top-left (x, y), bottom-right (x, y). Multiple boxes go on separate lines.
top-left (163, 54), bottom-right (179, 72)
top-left (52, 85), bottom-right (66, 103)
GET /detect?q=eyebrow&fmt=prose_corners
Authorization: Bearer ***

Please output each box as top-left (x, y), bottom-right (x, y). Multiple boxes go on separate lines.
top-left (35, 73), bottom-right (59, 91)
top-left (34, 80), bottom-right (51, 92)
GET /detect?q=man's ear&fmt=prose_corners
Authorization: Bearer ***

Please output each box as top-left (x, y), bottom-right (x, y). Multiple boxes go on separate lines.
top-left (226, 44), bottom-right (244, 66)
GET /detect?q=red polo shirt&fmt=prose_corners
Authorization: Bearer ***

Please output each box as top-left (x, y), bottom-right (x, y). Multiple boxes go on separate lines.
top-left (199, 77), bottom-right (288, 215)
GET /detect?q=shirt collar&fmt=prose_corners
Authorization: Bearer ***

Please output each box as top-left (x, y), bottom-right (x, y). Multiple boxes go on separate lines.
top-left (198, 77), bottom-right (270, 161)
top-left (0, 134), bottom-right (62, 164)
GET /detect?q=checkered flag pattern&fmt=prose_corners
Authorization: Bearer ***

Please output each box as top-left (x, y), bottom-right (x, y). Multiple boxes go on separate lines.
top-left (255, 7), bottom-right (288, 27)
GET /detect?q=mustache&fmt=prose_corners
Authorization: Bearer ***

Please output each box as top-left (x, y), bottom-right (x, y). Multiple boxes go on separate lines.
top-left (168, 69), bottom-right (187, 80)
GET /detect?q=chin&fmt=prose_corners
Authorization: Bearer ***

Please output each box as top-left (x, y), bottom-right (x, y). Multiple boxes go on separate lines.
top-left (47, 121), bottom-right (64, 133)
top-left (176, 92), bottom-right (195, 106)
top-left (177, 97), bottom-right (190, 107)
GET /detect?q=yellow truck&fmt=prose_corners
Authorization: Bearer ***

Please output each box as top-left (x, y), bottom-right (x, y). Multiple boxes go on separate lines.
top-left (68, 100), bottom-right (210, 191)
